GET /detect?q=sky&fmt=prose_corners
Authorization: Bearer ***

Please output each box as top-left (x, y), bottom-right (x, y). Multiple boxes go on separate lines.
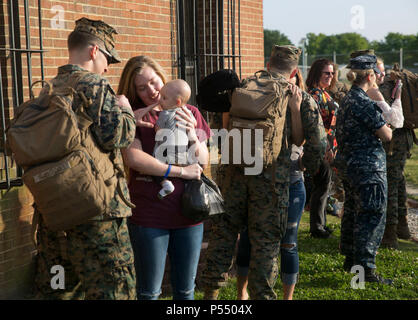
top-left (263, 0), bottom-right (418, 46)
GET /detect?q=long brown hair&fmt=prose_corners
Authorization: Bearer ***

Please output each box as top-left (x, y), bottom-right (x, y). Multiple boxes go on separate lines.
top-left (117, 55), bottom-right (168, 105)
top-left (295, 68), bottom-right (306, 92)
top-left (306, 58), bottom-right (333, 89)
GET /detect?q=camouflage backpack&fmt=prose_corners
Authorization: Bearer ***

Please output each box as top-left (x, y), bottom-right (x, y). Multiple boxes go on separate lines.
top-left (224, 70), bottom-right (290, 173)
top-left (389, 64), bottom-right (418, 129)
top-left (6, 72), bottom-right (134, 231)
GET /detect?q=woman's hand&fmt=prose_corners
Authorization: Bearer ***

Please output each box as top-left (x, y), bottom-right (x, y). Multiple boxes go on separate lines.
top-left (325, 149), bottom-right (335, 163)
top-left (288, 84), bottom-right (302, 113)
top-left (180, 163), bottom-right (203, 180)
top-left (175, 106), bottom-right (199, 142)
top-left (367, 87), bottom-right (384, 102)
top-left (134, 102), bottom-right (161, 128)
top-left (393, 80), bottom-right (402, 100)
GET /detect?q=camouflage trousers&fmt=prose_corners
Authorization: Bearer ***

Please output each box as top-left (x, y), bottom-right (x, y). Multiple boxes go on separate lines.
top-left (33, 213), bottom-right (137, 300)
top-left (385, 138), bottom-right (409, 225)
top-left (340, 171), bottom-right (387, 269)
top-left (202, 165), bottom-right (288, 300)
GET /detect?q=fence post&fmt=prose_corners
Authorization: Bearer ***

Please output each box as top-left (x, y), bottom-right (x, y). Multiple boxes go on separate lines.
top-left (400, 48), bottom-right (403, 69)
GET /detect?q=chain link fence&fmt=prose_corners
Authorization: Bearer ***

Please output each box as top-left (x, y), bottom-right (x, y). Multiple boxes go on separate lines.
top-left (298, 49), bottom-right (418, 83)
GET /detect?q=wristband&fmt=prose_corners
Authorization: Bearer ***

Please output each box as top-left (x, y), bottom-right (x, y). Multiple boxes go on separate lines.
top-left (163, 164), bottom-right (172, 179)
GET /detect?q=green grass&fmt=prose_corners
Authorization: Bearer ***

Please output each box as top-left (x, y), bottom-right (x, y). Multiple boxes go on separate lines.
top-left (194, 213), bottom-right (418, 300)
top-left (171, 131), bottom-right (418, 301)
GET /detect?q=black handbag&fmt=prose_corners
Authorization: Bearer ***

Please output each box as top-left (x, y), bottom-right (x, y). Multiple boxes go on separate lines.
top-left (181, 173), bottom-right (225, 222)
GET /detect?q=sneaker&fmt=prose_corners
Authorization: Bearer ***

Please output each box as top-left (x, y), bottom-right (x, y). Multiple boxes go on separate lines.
top-left (158, 180), bottom-right (175, 199)
top-left (364, 268), bottom-right (393, 285)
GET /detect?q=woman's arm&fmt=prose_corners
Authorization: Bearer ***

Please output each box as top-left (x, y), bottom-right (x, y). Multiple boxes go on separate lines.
top-left (375, 124), bottom-right (392, 142)
top-left (122, 138), bottom-right (203, 179)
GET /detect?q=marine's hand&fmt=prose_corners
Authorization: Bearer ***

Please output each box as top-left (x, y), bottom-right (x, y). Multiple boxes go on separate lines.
top-left (116, 95), bottom-right (132, 110)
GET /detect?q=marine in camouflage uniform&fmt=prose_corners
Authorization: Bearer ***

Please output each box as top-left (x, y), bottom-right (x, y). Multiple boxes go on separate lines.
top-left (336, 54), bottom-right (392, 284)
top-left (378, 76), bottom-right (414, 247)
top-left (33, 18), bottom-right (137, 299)
top-left (201, 45), bottom-right (327, 300)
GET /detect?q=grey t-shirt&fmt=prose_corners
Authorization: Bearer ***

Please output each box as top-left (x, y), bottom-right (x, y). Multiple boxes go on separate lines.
top-left (153, 108), bottom-right (197, 165)
top-left (290, 144), bottom-right (304, 184)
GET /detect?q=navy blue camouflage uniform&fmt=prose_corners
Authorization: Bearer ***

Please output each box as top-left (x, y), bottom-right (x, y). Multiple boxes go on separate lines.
top-left (336, 85), bottom-right (388, 270)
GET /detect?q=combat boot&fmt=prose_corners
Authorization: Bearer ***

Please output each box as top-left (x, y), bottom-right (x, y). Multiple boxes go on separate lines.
top-left (204, 288), bottom-right (219, 300)
top-left (397, 215), bottom-right (411, 240)
top-left (342, 256), bottom-right (354, 272)
top-left (380, 224), bottom-right (398, 249)
top-left (364, 267), bottom-right (393, 285)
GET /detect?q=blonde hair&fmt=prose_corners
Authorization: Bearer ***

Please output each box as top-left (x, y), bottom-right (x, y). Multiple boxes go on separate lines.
top-left (346, 69), bottom-right (374, 86)
top-left (117, 55), bottom-right (168, 105)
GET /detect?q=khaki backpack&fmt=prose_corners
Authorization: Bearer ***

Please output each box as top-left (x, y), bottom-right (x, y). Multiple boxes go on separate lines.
top-left (6, 72), bottom-right (134, 231)
top-left (224, 70), bottom-right (290, 172)
top-left (390, 64), bottom-right (418, 129)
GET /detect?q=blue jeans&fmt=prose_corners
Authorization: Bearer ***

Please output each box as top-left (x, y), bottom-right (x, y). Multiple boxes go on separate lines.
top-left (236, 179), bottom-right (306, 285)
top-left (127, 222), bottom-right (203, 300)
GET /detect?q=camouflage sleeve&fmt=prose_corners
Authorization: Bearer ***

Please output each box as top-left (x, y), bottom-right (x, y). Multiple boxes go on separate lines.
top-left (77, 73), bottom-right (136, 151)
top-left (300, 92), bottom-right (327, 175)
top-left (379, 79), bottom-right (394, 104)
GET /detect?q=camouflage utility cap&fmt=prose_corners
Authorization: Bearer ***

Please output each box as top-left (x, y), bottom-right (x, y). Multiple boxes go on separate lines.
top-left (350, 49), bottom-right (375, 59)
top-left (270, 45), bottom-right (301, 62)
top-left (74, 17), bottom-right (121, 64)
top-left (347, 54), bottom-right (381, 74)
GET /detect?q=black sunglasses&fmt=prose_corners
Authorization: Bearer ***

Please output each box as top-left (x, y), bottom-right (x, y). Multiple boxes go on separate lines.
top-left (322, 71), bottom-right (335, 76)
top-left (98, 47), bottom-right (112, 65)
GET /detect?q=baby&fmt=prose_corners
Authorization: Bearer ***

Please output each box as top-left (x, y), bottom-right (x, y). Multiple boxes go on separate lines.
top-left (153, 79), bottom-right (197, 199)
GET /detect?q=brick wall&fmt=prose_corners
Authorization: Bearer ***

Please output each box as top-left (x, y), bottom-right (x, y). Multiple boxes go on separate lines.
top-left (0, 0), bottom-right (263, 299)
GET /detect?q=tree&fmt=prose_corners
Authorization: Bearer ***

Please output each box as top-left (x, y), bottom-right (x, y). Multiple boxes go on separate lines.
top-left (370, 33), bottom-right (418, 70)
top-left (306, 32), bottom-right (369, 56)
top-left (264, 29), bottom-right (293, 59)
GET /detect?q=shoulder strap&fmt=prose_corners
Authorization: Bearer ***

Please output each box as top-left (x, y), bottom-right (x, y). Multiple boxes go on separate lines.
top-left (403, 73), bottom-right (415, 114)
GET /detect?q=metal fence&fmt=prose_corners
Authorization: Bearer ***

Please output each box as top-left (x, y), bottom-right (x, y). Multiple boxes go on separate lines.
top-left (0, 0), bottom-right (46, 190)
top-left (298, 49), bottom-right (418, 81)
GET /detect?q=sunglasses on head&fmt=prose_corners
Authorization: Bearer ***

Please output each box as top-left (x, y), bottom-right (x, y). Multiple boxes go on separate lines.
top-left (98, 47), bottom-right (112, 65)
top-left (322, 71), bottom-right (335, 76)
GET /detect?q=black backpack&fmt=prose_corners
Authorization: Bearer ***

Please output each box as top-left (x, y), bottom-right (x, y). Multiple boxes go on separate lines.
top-left (196, 69), bottom-right (241, 113)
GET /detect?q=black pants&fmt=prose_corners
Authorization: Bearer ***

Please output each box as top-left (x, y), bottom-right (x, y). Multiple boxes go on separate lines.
top-left (309, 160), bottom-right (332, 233)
